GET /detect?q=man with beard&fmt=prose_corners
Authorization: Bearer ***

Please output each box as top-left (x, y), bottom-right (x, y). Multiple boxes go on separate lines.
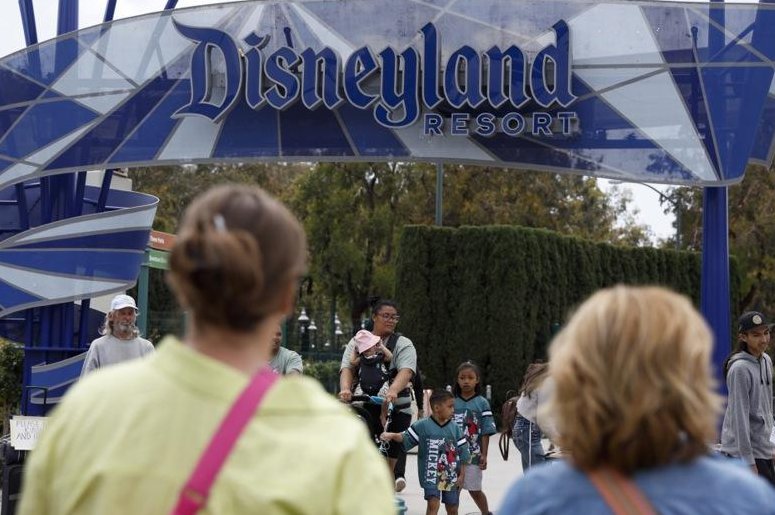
top-left (80, 294), bottom-right (155, 377)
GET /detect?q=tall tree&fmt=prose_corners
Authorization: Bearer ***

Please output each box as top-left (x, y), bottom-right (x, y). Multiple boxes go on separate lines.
top-left (130, 163), bottom-right (308, 231)
top-left (289, 162), bottom-right (650, 328)
top-left (664, 164), bottom-right (775, 313)
top-left (401, 165), bottom-right (650, 245)
top-left (130, 162), bottom-right (650, 335)
top-left (128, 163), bottom-right (309, 340)
top-left (288, 162), bottom-right (405, 330)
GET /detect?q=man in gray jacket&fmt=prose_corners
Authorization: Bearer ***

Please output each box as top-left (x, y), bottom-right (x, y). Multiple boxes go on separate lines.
top-left (720, 311), bottom-right (775, 485)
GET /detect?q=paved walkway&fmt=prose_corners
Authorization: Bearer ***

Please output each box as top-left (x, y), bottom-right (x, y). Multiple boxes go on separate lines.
top-left (398, 446), bottom-right (524, 515)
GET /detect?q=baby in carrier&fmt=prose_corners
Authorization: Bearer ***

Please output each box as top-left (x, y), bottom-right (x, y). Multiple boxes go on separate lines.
top-left (351, 330), bottom-right (393, 396)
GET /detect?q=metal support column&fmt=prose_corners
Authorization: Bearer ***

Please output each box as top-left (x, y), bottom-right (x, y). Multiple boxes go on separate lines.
top-left (701, 187), bottom-right (730, 392)
top-left (702, 0), bottom-right (730, 392)
top-left (137, 252), bottom-right (150, 338)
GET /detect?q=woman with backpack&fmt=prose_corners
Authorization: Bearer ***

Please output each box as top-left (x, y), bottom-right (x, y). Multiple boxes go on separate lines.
top-left (339, 299), bottom-right (418, 492)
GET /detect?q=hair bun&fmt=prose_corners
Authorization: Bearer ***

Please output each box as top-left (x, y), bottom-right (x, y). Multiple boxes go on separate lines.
top-left (166, 185), bottom-right (307, 332)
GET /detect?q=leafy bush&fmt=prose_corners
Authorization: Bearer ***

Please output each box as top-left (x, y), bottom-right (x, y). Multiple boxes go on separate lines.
top-left (303, 360), bottom-right (340, 394)
top-left (0, 340), bottom-right (23, 435)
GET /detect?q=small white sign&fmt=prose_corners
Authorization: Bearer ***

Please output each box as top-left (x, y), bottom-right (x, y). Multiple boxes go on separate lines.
top-left (10, 416), bottom-right (48, 451)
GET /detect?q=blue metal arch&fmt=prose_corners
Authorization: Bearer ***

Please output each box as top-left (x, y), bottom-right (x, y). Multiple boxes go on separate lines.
top-left (4, 0), bottom-right (767, 415)
top-left (10, 0), bottom-right (169, 415)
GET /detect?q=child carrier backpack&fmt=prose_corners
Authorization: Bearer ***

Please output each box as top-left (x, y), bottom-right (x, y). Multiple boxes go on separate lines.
top-left (357, 333), bottom-right (400, 396)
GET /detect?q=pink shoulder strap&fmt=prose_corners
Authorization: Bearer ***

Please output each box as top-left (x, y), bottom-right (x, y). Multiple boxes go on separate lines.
top-left (587, 467), bottom-right (656, 515)
top-left (171, 368), bottom-right (279, 515)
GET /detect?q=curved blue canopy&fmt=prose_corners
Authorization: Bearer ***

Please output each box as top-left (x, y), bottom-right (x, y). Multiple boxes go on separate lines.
top-left (1, 0), bottom-right (774, 191)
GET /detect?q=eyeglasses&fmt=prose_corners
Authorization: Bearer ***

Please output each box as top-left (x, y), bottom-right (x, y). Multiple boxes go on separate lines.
top-left (378, 313), bottom-right (400, 322)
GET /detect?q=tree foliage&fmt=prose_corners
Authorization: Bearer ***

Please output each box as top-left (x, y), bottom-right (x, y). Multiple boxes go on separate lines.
top-left (128, 163), bottom-right (309, 339)
top-left (130, 162), bottom-right (650, 339)
top-left (0, 340), bottom-right (23, 435)
top-left (130, 163), bottom-right (307, 231)
top-left (431, 166), bottom-right (650, 245)
top-left (663, 164), bottom-right (775, 314)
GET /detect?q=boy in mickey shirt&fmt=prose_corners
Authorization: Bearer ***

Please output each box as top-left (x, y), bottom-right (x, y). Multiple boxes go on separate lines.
top-left (382, 389), bottom-right (470, 515)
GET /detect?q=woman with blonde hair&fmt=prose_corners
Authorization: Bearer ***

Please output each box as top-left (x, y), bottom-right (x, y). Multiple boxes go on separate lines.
top-left (500, 285), bottom-right (775, 514)
top-left (20, 185), bottom-right (395, 515)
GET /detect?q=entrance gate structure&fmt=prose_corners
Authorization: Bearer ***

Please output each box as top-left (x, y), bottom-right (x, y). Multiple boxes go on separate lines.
top-left (1, 0), bottom-right (775, 415)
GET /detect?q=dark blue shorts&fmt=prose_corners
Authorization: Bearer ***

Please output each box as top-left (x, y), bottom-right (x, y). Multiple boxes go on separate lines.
top-left (423, 487), bottom-right (460, 505)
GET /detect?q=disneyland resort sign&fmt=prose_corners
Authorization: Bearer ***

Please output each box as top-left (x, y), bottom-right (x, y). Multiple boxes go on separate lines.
top-left (174, 20), bottom-right (578, 138)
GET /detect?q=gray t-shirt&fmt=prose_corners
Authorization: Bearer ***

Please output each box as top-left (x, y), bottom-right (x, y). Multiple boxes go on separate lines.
top-left (270, 347), bottom-right (303, 375)
top-left (80, 334), bottom-right (155, 377)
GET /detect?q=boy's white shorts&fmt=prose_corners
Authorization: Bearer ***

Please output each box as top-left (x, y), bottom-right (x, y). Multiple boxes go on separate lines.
top-left (462, 464), bottom-right (483, 491)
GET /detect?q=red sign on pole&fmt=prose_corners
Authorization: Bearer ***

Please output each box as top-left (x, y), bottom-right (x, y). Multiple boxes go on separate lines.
top-left (148, 230), bottom-right (176, 252)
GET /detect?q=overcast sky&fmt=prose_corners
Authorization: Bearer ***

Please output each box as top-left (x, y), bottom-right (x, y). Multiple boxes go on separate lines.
top-left (1, 0), bottom-right (759, 243)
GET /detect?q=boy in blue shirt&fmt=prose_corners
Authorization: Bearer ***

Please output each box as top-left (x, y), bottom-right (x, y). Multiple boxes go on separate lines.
top-left (382, 389), bottom-right (470, 515)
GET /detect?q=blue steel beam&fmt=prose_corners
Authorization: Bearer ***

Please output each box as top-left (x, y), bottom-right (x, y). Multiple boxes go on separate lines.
top-left (701, 188), bottom-right (730, 393)
top-left (57, 0), bottom-right (80, 349)
top-left (702, 0), bottom-right (731, 393)
top-left (18, 0), bottom-right (42, 382)
top-left (15, 0), bottom-right (37, 232)
top-left (17, 0), bottom-right (38, 45)
top-left (104, 0), bottom-right (117, 22)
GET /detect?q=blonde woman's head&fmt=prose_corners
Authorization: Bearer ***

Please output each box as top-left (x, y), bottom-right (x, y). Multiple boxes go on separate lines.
top-left (547, 285), bottom-right (720, 474)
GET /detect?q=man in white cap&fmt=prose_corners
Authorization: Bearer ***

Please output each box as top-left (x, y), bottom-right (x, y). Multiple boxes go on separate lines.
top-left (80, 294), bottom-right (155, 377)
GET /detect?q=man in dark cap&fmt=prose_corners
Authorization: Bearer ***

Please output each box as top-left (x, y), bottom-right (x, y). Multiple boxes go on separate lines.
top-left (720, 311), bottom-right (775, 485)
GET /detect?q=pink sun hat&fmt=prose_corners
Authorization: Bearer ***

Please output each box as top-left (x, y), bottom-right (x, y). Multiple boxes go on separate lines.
top-left (354, 330), bottom-right (380, 354)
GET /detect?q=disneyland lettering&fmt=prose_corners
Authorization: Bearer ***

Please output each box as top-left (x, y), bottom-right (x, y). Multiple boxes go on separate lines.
top-left (173, 19), bottom-right (578, 136)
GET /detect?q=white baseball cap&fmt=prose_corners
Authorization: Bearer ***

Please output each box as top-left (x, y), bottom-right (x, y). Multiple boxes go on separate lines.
top-left (111, 294), bottom-right (138, 312)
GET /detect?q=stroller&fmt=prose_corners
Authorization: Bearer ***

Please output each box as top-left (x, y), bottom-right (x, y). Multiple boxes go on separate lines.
top-left (349, 394), bottom-right (393, 456)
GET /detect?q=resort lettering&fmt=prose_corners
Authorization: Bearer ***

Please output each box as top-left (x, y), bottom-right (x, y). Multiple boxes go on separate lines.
top-left (173, 19), bottom-right (578, 136)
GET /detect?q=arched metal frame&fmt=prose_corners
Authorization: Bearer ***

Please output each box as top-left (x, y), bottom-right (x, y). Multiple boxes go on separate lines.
top-left (6, 0), bottom-right (775, 413)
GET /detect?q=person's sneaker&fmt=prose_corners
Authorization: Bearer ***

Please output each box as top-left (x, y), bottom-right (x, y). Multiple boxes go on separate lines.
top-left (394, 477), bottom-right (406, 492)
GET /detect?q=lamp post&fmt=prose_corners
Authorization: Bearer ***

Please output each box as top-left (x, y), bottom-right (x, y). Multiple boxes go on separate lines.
top-left (609, 180), bottom-right (682, 250)
top-left (297, 307), bottom-right (310, 352)
top-left (309, 318), bottom-right (317, 354)
top-left (333, 314), bottom-right (344, 348)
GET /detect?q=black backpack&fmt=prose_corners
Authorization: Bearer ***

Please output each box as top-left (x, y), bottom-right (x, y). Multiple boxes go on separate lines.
top-left (357, 333), bottom-right (400, 395)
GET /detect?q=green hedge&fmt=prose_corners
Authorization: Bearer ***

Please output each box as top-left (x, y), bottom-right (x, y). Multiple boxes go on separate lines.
top-left (0, 339), bottom-right (23, 435)
top-left (394, 225), bottom-right (740, 421)
top-left (304, 360), bottom-right (340, 394)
